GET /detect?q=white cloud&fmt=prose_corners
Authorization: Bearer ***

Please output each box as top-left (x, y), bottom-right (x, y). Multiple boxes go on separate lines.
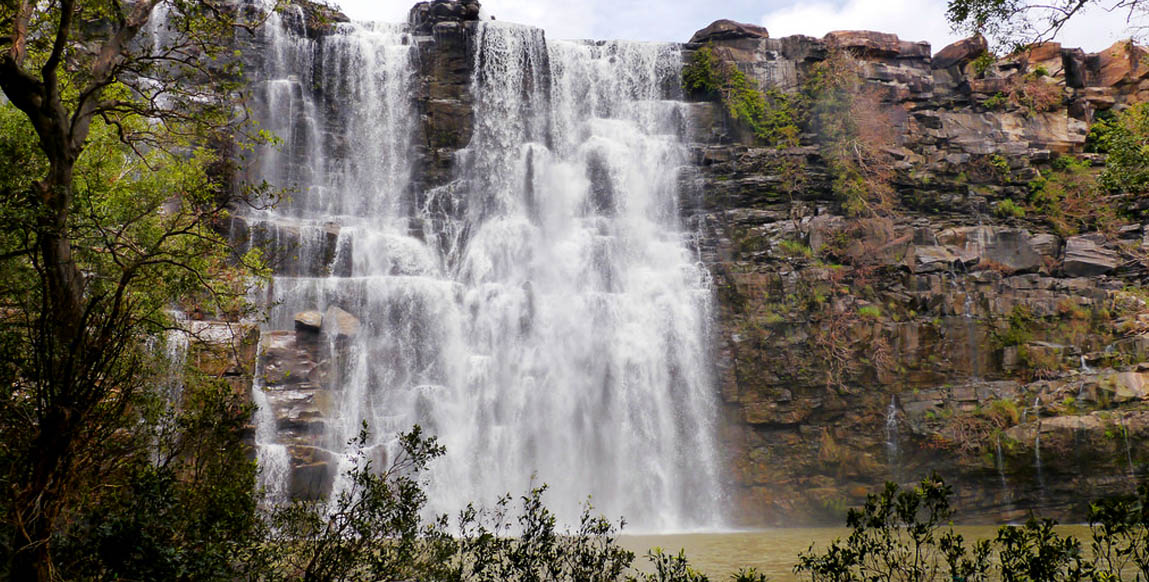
top-left (762, 0), bottom-right (1135, 53)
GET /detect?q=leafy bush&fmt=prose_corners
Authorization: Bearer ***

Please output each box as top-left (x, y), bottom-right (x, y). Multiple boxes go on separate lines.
top-left (971, 51), bottom-right (996, 76)
top-left (805, 51), bottom-right (897, 217)
top-left (795, 474), bottom-right (960, 582)
top-left (992, 304), bottom-right (1035, 348)
top-left (984, 92), bottom-right (1009, 110)
top-left (797, 475), bottom-right (1149, 582)
top-left (1098, 102), bottom-right (1149, 199)
top-left (995, 198), bottom-right (1026, 218)
top-left (997, 519), bottom-right (1087, 582)
top-left (1087, 483), bottom-right (1149, 582)
top-left (1028, 156), bottom-right (1119, 236)
top-left (682, 46), bottom-right (803, 148)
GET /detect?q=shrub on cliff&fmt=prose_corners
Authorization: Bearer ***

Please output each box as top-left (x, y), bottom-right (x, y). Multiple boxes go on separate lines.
top-left (804, 51), bottom-right (898, 217)
top-left (682, 46), bottom-right (803, 148)
top-left (1095, 103), bottom-right (1149, 207)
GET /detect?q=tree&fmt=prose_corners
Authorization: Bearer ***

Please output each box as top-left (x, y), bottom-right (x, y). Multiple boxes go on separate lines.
top-left (0, 1), bottom-right (273, 579)
top-left (946, 0), bottom-right (1147, 48)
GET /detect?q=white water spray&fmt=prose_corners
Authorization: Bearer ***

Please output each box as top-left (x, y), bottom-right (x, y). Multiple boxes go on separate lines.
top-left (246, 15), bottom-right (724, 531)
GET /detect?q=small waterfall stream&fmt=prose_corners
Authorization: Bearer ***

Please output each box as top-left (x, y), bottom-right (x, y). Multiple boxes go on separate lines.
top-left (995, 433), bottom-right (1008, 491)
top-left (245, 11), bottom-right (724, 530)
top-left (885, 396), bottom-right (899, 476)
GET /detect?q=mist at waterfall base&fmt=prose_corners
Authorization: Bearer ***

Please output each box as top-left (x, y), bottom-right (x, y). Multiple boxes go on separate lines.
top-left (245, 8), bottom-right (725, 533)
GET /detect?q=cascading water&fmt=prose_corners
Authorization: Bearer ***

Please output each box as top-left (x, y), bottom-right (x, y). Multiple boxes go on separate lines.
top-left (885, 396), bottom-right (899, 472)
top-left (995, 433), bottom-right (1008, 492)
top-left (246, 10), bottom-right (723, 531)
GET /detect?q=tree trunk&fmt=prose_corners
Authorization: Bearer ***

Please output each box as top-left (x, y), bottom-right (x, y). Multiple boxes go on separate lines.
top-left (7, 157), bottom-right (84, 582)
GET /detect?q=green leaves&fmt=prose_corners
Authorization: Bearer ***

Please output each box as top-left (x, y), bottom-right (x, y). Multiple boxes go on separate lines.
top-left (681, 46), bottom-right (803, 148)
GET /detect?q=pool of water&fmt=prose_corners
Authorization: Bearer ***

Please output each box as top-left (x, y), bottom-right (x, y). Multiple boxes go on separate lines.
top-left (620, 526), bottom-right (1092, 580)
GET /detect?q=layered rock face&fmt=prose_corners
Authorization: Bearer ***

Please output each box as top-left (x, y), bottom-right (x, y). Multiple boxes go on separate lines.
top-left (688, 25), bottom-right (1149, 524)
top-left (212, 0), bottom-right (1149, 526)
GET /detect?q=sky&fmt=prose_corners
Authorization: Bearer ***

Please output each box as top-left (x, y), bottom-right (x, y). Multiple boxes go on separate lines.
top-left (335, 0), bottom-right (1139, 53)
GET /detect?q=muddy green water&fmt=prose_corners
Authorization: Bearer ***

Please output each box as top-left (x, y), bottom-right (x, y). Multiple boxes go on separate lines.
top-left (621, 526), bottom-right (1092, 581)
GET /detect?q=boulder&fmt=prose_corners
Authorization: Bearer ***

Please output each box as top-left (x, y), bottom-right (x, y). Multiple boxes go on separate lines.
top-left (689, 19), bottom-right (768, 44)
top-left (324, 306), bottom-right (362, 339)
top-left (260, 331), bottom-right (320, 386)
top-left (1112, 371), bottom-right (1149, 403)
top-left (1062, 235), bottom-right (1117, 277)
top-left (932, 34), bottom-right (987, 70)
top-left (1092, 40), bottom-right (1148, 87)
top-left (1029, 233), bottom-right (1062, 261)
top-left (294, 311), bottom-right (324, 333)
top-left (939, 226), bottom-right (1043, 273)
top-left (824, 30), bottom-right (930, 59)
top-left (909, 245), bottom-right (961, 273)
top-left (409, 0), bottom-right (481, 35)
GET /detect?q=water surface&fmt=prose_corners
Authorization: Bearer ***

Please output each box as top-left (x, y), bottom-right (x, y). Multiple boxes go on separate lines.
top-left (622, 526), bottom-right (1093, 580)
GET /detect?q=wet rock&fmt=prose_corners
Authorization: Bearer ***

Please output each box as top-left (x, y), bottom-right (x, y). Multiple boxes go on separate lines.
top-left (260, 331), bottom-right (321, 387)
top-left (288, 447), bottom-right (336, 500)
top-left (324, 306), bottom-right (362, 339)
top-left (932, 34), bottom-right (987, 70)
top-left (1063, 235), bottom-right (1117, 277)
top-left (294, 311), bottom-right (324, 333)
top-left (689, 19), bottom-right (769, 44)
top-left (409, 0), bottom-right (482, 35)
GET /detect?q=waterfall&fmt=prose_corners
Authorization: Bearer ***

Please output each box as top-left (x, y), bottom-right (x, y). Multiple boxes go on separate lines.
top-left (995, 433), bottom-right (1009, 492)
top-left (1121, 416), bottom-right (1136, 480)
top-left (1034, 424), bottom-right (1046, 499)
top-left (246, 13), bottom-right (724, 531)
top-left (419, 23), bottom-right (722, 530)
top-left (885, 395), bottom-right (899, 472)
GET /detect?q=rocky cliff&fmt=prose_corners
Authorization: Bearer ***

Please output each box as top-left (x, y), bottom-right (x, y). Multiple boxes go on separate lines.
top-left (219, 0), bottom-right (1149, 525)
top-left (686, 23), bottom-right (1149, 524)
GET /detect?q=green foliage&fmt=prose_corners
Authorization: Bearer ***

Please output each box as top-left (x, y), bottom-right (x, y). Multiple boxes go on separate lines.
top-left (1087, 483), bottom-right (1149, 582)
top-left (995, 198), bottom-right (1026, 218)
top-left (985, 398), bottom-right (1021, 426)
top-left (804, 51), bottom-right (896, 217)
top-left (996, 519), bottom-right (1087, 582)
top-left (992, 304), bottom-right (1035, 348)
top-left (263, 424), bottom-right (451, 582)
top-left (779, 239), bottom-right (815, 259)
top-left (0, 1), bottom-right (278, 576)
top-left (682, 46), bottom-right (804, 148)
top-left (633, 548), bottom-right (711, 582)
top-left (988, 154), bottom-right (1011, 175)
top-left (972, 51), bottom-right (996, 76)
top-left (857, 305), bottom-right (881, 319)
top-left (1028, 155), bottom-right (1118, 236)
top-left (795, 474), bottom-right (958, 582)
top-left (1098, 102), bottom-right (1149, 198)
top-left (797, 475), bottom-right (1149, 582)
top-left (1086, 110), bottom-right (1117, 154)
top-left (51, 378), bottom-right (261, 581)
top-left (946, 0), bottom-right (1122, 49)
top-left (983, 91), bottom-right (1008, 110)
top-left (731, 567), bottom-right (770, 582)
